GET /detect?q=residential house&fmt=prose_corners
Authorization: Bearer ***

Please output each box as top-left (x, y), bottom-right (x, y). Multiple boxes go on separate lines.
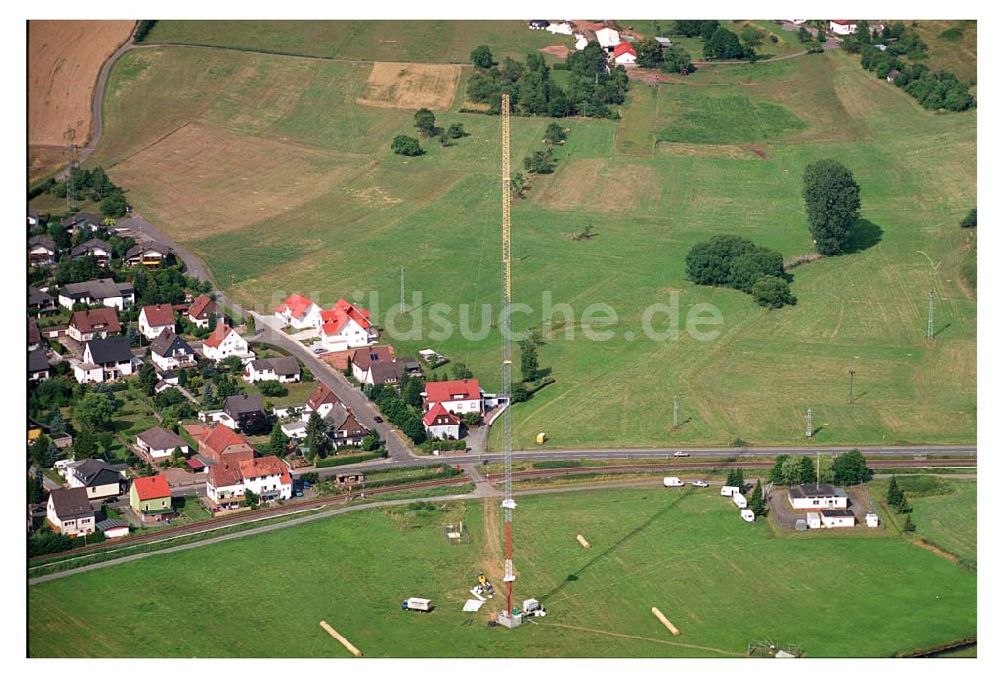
top-left (281, 421), bottom-right (308, 439)
top-left (350, 345), bottom-right (403, 385)
top-left (323, 402), bottom-right (371, 448)
top-left (124, 242), bottom-right (170, 267)
top-left (224, 393), bottom-right (268, 432)
top-left (423, 378), bottom-right (484, 415)
top-left (150, 329), bottom-right (196, 372)
top-left (612, 42), bottom-right (637, 65)
top-left (28, 235), bottom-right (57, 266)
top-left (28, 318), bottom-right (41, 351)
top-left (46, 487), bottom-right (95, 536)
top-left (319, 298), bottom-right (377, 351)
top-left (138, 303), bottom-right (176, 340)
top-left (595, 27), bottom-right (621, 50)
top-left (239, 456), bottom-right (292, 502)
top-left (305, 382), bottom-right (340, 419)
top-left (129, 474), bottom-right (173, 517)
top-left (70, 238), bottom-right (113, 266)
top-left (61, 212), bottom-right (102, 235)
top-left (828, 20), bottom-right (857, 35)
top-left (136, 427), bottom-right (189, 462)
top-left (66, 459), bottom-right (124, 499)
top-left (423, 403), bottom-right (461, 440)
top-left (74, 336), bottom-right (136, 383)
top-left (67, 307), bottom-right (121, 342)
top-left (275, 293), bottom-right (322, 329)
top-left (28, 347), bottom-right (50, 382)
top-left (202, 323), bottom-right (252, 363)
top-left (58, 278), bottom-right (134, 310)
top-left (244, 356), bottom-right (301, 383)
top-left (28, 286), bottom-right (56, 315)
top-left (206, 450), bottom-right (255, 508)
top-left (187, 293), bottom-right (218, 329)
top-left (788, 484), bottom-right (849, 510)
top-left (198, 423), bottom-right (254, 461)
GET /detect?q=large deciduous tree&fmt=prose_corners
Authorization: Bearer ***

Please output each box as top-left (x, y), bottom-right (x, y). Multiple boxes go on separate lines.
top-left (470, 45), bottom-right (495, 70)
top-left (634, 37), bottom-right (664, 67)
top-left (414, 108), bottom-right (437, 137)
top-left (802, 159), bottom-right (862, 255)
top-left (831, 449), bottom-right (873, 485)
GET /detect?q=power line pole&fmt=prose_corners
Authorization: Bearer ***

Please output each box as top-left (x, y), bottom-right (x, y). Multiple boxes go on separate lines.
top-left (927, 290), bottom-right (934, 339)
top-left (672, 395), bottom-right (679, 428)
top-left (848, 369), bottom-right (856, 404)
top-left (805, 408), bottom-right (813, 438)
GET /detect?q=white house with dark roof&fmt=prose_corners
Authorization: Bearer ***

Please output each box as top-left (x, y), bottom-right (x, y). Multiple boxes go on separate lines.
top-left (70, 238), bottom-right (113, 265)
top-left (124, 242), bottom-right (170, 267)
top-left (788, 484), bottom-right (849, 510)
top-left (28, 235), bottom-right (57, 266)
top-left (244, 356), bottom-right (301, 383)
top-left (46, 487), bottom-right (96, 536)
top-left (66, 459), bottom-right (124, 499)
top-left (136, 426), bottom-right (190, 461)
top-left (58, 278), bottom-right (135, 310)
top-left (74, 337), bottom-right (137, 384)
top-left (150, 329), bottom-right (196, 372)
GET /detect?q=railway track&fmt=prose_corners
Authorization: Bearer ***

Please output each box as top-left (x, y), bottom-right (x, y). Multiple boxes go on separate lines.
top-left (29, 475), bottom-right (472, 565)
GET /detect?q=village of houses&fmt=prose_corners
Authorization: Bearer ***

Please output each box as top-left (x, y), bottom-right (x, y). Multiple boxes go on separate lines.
top-left (28, 210), bottom-right (500, 544)
top-left (28, 208), bottom-right (881, 547)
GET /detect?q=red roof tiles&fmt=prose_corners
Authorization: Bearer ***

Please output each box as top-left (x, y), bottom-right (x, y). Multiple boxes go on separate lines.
top-left (141, 303), bottom-right (175, 328)
top-left (188, 294), bottom-right (217, 320)
top-left (238, 455), bottom-right (291, 485)
top-left (423, 403), bottom-right (461, 427)
top-left (321, 298), bottom-right (372, 336)
top-left (132, 474), bottom-right (171, 501)
top-left (70, 307), bottom-right (121, 335)
top-left (424, 379), bottom-right (481, 405)
top-left (203, 323), bottom-right (234, 349)
top-left (276, 294), bottom-right (316, 320)
top-left (199, 423), bottom-right (253, 459)
top-left (613, 42), bottom-right (636, 58)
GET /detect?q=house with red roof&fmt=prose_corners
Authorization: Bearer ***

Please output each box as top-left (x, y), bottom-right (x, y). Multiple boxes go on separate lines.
top-left (305, 382), bottom-right (341, 419)
top-left (67, 307), bottom-right (121, 342)
top-left (198, 423), bottom-right (255, 461)
top-left (422, 378), bottom-right (484, 415)
top-left (423, 403), bottom-right (462, 440)
top-left (319, 298), bottom-right (377, 351)
top-left (276, 293), bottom-right (322, 330)
top-left (612, 42), bottom-right (637, 65)
top-left (239, 456), bottom-right (292, 502)
top-left (138, 303), bottom-right (176, 340)
top-left (206, 450), bottom-right (255, 508)
top-left (202, 323), bottom-right (253, 363)
top-left (129, 474), bottom-right (173, 517)
top-left (187, 294), bottom-right (218, 329)
top-left (828, 20), bottom-right (857, 35)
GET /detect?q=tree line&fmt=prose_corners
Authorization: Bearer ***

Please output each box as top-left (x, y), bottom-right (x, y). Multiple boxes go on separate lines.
top-left (674, 20), bottom-right (768, 62)
top-left (685, 235), bottom-right (795, 309)
top-left (34, 166), bottom-right (130, 218)
top-left (466, 44), bottom-right (629, 119)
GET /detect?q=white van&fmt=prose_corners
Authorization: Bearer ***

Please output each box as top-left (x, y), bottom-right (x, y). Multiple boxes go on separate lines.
top-left (662, 477), bottom-right (684, 488)
top-left (720, 485), bottom-right (740, 497)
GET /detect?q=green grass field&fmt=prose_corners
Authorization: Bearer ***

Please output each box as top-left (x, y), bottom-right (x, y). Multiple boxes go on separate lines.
top-left (79, 24), bottom-right (976, 450)
top-left (28, 488), bottom-right (975, 657)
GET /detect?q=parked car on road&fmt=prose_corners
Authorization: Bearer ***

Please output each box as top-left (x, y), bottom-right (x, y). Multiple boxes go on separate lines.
top-left (373, 415), bottom-right (384, 423)
top-left (673, 450), bottom-right (689, 457)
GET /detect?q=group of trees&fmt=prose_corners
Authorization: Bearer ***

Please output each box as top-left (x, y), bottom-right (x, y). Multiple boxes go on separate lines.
top-left (844, 22), bottom-right (974, 112)
top-left (132, 265), bottom-right (208, 306)
top-left (724, 467), bottom-right (746, 488)
top-left (42, 166), bottom-right (130, 218)
top-left (768, 450), bottom-right (872, 486)
top-left (392, 109), bottom-right (469, 156)
top-left (886, 476), bottom-right (916, 532)
top-left (466, 44), bottom-right (629, 119)
top-left (802, 159), bottom-right (863, 256)
top-left (685, 234), bottom-right (795, 308)
top-left (369, 376), bottom-right (428, 444)
top-left (632, 38), bottom-right (694, 74)
top-left (675, 20), bottom-right (764, 62)
top-left (767, 455), bottom-right (817, 486)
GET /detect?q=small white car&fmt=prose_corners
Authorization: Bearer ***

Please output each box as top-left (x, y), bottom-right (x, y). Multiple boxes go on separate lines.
top-left (673, 450), bottom-right (689, 457)
top-left (691, 480), bottom-right (709, 488)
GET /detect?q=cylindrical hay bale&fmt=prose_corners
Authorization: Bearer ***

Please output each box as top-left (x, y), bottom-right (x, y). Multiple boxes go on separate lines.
top-left (576, 534), bottom-right (591, 549)
top-left (651, 607), bottom-right (681, 636)
top-left (320, 620), bottom-right (364, 657)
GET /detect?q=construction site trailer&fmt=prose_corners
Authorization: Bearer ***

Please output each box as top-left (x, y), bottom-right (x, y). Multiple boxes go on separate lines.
top-left (402, 597), bottom-right (433, 612)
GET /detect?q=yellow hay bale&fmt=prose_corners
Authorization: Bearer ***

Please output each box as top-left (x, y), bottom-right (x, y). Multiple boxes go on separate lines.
top-left (651, 607), bottom-right (681, 636)
top-left (576, 534), bottom-right (591, 549)
top-left (319, 621), bottom-right (363, 657)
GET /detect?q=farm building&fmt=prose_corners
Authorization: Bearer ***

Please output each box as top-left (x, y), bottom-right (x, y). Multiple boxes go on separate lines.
top-left (787, 484), bottom-right (848, 510)
top-left (820, 509), bottom-right (856, 528)
top-left (595, 27), bottom-right (621, 50)
top-left (612, 42), bottom-right (637, 65)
